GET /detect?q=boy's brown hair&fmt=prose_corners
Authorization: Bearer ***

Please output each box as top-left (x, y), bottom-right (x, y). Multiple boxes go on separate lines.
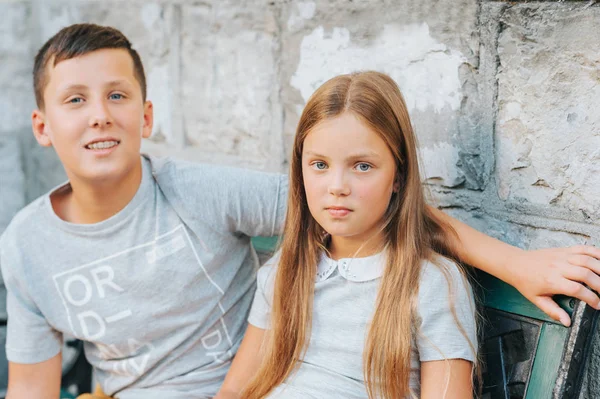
top-left (33, 23), bottom-right (147, 109)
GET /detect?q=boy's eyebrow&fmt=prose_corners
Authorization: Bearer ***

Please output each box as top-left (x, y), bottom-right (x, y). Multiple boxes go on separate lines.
top-left (104, 79), bottom-right (133, 88)
top-left (58, 83), bottom-right (89, 93)
top-left (57, 80), bottom-right (132, 93)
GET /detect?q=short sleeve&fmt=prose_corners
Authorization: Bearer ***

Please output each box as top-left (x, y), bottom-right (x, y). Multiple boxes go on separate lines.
top-left (247, 254), bottom-right (279, 329)
top-left (0, 242), bottom-right (62, 364)
top-left (150, 156), bottom-right (288, 238)
top-left (416, 258), bottom-right (477, 363)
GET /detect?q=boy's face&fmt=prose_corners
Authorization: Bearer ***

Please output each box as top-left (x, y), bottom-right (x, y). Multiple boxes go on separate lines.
top-left (32, 48), bottom-right (153, 184)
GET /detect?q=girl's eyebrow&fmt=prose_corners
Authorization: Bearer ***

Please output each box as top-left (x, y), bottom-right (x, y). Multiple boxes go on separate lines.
top-left (346, 151), bottom-right (380, 161)
top-left (303, 150), bottom-right (330, 159)
top-left (304, 150), bottom-right (381, 161)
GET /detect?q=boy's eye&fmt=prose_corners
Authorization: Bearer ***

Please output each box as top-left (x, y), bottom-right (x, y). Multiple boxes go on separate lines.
top-left (68, 97), bottom-right (83, 104)
top-left (109, 93), bottom-right (124, 100)
top-left (356, 163), bottom-right (372, 172)
top-left (312, 162), bottom-right (328, 170)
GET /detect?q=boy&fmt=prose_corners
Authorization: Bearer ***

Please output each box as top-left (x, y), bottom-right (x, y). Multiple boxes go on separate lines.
top-left (1, 23), bottom-right (599, 399)
top-left (1, 24), bottom-right (287, 399)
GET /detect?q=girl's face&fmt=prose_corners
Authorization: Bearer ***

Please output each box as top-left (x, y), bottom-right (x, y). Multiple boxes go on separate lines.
top-left (302, 112), bottom-right (397, 254)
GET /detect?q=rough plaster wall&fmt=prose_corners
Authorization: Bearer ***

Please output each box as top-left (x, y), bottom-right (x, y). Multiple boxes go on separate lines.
top-left (496, 4), bottom-right (600, 222)
top-left (1, 0), bottom-right (600, 396)
top-left (280, 0), bottom-right (490, 190)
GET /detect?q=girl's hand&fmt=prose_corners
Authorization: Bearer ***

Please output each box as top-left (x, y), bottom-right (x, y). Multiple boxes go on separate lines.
top-left (504, 245), bottom-right (600, 327)
top-left (217, 324), bottom-right (266, 398)
top-left (76, 384), bottom-right (114, 399)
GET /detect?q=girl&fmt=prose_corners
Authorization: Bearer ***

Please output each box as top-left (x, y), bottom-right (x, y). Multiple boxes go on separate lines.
top-left (218, 71), bottom-right (477, 398)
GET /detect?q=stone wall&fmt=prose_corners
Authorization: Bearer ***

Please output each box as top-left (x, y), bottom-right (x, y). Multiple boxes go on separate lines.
top-left (1, 0), bottom-right (599, 396)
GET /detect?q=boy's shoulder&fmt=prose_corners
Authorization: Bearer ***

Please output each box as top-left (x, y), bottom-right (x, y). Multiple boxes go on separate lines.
top-left (145, 153), bottom-right (287, 210)
top-left (0, 195), bottom-right (49, 251)
top-left (147, 154), bottom-right (267, 180)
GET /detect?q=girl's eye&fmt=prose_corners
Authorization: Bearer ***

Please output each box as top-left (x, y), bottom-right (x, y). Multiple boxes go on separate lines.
top-left (356, 163), bottom-right (371, 172)
top-left (313, 162), bottom-right (327, 170)
top-left (109, 93), bottom-right (124, 100)
top-left (68, 97), bottom-right (83, 104)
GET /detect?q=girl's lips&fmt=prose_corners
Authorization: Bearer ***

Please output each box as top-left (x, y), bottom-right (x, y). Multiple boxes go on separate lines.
top-left (327, 207), bottom-right (351, 217)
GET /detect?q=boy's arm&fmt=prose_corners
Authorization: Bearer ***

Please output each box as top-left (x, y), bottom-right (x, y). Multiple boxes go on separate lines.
top-left (6, 353), bottom-right (62, 399)
top-left (431, 206), bottom-right (600, 326)
top-left (420, 359), bottom-right (473, 399)
top-left (216, 324), bottom-right (266, 398)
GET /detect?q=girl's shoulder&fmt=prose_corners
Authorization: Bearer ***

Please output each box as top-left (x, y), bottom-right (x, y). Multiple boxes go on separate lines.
top-left (255, 250), bottom-right (281, 295)
top-left (414, 256), bottom-right (478, 363)
top-left (419, 255), bottom-right (468, 286)
top-left (417, 255), bottom-right (474, 308)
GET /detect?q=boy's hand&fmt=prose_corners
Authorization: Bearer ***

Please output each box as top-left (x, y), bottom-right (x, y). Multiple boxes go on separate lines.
top-left (505, 245), bottom-right (600, 327)
top-left (76, 384), bottom-right (114, 399)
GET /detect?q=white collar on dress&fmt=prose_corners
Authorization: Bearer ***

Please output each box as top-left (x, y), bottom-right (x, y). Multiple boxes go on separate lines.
top-left (316, 251), bottom-right (386, 283)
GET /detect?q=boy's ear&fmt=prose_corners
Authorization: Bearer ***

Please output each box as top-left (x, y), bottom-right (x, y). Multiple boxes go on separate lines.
top-left (31, 109), bottom-right (52, 147)
top-left (142, 101), bottom-right (154, 139)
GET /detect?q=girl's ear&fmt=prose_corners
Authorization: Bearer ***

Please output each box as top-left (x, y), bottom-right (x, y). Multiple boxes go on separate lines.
top-left (393, 178), bottom-right (400, 193)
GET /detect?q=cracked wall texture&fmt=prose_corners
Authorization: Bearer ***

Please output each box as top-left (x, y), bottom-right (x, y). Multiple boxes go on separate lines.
top-left (0, 0), bottom-right (599, 397)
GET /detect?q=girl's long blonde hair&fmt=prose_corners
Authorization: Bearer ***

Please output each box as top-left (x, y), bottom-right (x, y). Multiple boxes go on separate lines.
top-left (244, 71), bottom-right (474, 399)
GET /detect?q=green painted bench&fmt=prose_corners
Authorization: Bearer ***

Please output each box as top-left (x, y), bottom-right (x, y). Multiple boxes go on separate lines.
top-left (60, 390), bottom-right (76, 399)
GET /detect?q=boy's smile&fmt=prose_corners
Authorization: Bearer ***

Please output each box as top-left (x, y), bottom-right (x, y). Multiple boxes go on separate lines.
top-left (32, 48), bottom-right (153, 185)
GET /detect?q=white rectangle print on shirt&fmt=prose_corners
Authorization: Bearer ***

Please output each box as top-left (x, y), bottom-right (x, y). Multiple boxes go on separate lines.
top-left (52, 224), bottom-right (234, 381)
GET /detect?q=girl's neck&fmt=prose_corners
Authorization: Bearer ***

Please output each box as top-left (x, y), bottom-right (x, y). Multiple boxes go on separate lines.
top-left (328, 234), bottom-right (386, 260)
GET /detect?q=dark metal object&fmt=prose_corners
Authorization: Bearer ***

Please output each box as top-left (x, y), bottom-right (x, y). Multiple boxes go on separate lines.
top-left (475, 269), bottom-right (599, 399)
top-left (553, 300), bottom-right (599, 398)
top-left (60, 340), bottom-right (93, 397)
top-left (481, 310), bottom-right (542, 399)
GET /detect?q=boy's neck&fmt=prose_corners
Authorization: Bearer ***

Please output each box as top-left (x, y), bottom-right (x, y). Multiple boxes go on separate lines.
top-left (51, 159), bottom-right (144, 224)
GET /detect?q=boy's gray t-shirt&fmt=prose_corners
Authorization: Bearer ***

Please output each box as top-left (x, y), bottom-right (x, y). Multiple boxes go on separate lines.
top-left (249, 251), bottom-right (477, 398)
top-left (0, 155), bottom-right (287, 398)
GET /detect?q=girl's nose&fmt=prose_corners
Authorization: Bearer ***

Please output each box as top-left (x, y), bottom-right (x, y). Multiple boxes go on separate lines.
top-left (327, 171), bottom-right (351, 196)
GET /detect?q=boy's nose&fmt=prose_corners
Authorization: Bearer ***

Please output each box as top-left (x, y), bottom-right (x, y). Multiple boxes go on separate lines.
top-left (89, 103), bottom-right (113, 128)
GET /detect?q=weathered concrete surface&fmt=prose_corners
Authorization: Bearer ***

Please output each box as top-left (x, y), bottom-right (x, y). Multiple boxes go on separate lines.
top-left (278, 0), bottom-right (494, 189)
top-left (495, 4), bottom-right (600, 221)
top-left (580, 330), bottom-right (600, 398)
top-left (175, 0), bottom-right (284, 171)
top-left (0, 135), bottom-right (25, 234)
top-left (0, 2), bottom-right (35, 135)
top-left (445, 208), bottom-right (589, 250)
